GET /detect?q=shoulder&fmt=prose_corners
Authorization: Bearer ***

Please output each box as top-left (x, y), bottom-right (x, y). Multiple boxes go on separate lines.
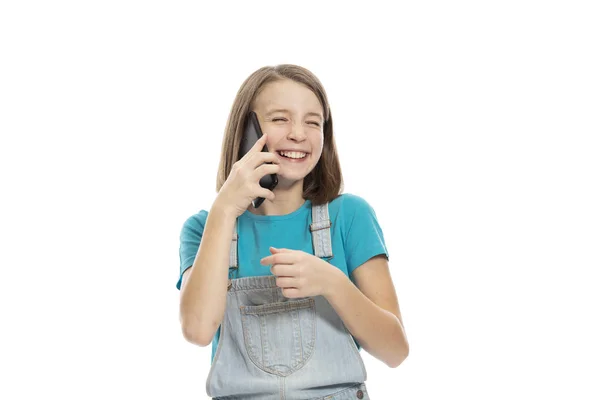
top-left (180, 209), bottom-right (209, 237)
top-left (328, 193), bottom-right (381, 235)
top-left (329, 193), bottom-right (376, 217)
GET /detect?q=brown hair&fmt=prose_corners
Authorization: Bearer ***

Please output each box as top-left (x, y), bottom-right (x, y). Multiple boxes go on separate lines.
top-left (216, 64), bottom-right (343, 205)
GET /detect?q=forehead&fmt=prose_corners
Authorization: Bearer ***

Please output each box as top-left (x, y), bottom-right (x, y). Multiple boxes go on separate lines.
top-left (253, 79), bottom-right (322, 113)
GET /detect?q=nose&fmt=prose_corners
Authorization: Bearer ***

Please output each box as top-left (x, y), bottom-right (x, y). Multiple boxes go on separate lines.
top-left (287, 121), bottom-right (307, 142)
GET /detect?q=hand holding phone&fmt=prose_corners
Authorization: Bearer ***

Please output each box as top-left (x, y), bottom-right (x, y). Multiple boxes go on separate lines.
top-left (238, 111), bottom-right (279, 208)
top-left (215, 112), bottom-right (280, 217)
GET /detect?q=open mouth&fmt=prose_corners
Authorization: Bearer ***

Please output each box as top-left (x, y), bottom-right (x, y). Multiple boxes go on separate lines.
top-left (277, 150), bottom-right (308, 160)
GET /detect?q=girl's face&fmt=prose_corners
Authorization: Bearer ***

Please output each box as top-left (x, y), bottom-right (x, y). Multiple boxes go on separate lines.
top-left (252, 79), bottom-right (324, 188)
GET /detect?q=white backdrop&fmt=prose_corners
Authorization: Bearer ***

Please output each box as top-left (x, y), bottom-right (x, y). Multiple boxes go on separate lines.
top-left (1, 1), bottom-right (599, 399)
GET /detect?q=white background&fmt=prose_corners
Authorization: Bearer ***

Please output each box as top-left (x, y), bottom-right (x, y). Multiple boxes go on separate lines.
top-left (1, 1), bottom-right (599, 399)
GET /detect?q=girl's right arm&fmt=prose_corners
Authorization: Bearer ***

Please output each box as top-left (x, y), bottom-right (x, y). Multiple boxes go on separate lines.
top-left (178, 203), bottom-right (236, 346)
top-left (179, 134), bottom-right (280, 346)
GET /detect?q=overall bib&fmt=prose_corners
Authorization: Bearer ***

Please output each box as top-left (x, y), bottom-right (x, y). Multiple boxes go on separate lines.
top-left (206, 202), bottom-right (370, 400)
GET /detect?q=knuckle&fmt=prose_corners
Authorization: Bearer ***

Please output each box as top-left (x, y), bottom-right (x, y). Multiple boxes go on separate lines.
top-left (239, 166), bottom-right (250, 177)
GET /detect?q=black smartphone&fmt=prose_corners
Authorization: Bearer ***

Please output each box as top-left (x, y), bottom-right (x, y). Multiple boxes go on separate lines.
top-left (238, 111), bottom-right (278, 208)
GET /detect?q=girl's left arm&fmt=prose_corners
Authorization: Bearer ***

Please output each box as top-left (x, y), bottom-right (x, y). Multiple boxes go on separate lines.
top-left (324, 254), bottom-right (409, 368)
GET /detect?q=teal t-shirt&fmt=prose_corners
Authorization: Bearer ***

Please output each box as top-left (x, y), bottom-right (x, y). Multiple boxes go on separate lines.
top-left (177, 193), bottom-right (389, 363)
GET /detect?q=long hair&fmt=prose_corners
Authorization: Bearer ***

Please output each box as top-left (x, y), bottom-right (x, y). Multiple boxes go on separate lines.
top-left (216, 64), bottom-right (343, 205)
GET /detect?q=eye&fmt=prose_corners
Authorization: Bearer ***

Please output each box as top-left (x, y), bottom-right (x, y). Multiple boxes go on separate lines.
top-left (307, 121), bottom-right (321, 127)
top-left (272, 117), bottom-right (288, 122)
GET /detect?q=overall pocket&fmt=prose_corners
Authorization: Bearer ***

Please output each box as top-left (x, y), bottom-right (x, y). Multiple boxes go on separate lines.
top-left (240, 297), bottom-right (316, 376)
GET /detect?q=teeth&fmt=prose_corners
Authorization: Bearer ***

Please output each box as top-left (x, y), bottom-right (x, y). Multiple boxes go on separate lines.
top-left (279, 151), bottom-right (307, 159)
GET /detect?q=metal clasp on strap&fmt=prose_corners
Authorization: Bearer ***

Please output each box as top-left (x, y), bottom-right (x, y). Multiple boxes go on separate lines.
top-left (228, 225), bottom-right (238, 291)
top-left (310, 219), bottom-right (331, 232)
top-left (227, 265), bottom-right (238, 291)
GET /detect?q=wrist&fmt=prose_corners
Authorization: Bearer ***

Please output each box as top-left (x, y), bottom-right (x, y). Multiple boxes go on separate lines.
top-left (210, 199), bottom-right (238, 222)
top-left (324, 265), bottom-right (346, 299)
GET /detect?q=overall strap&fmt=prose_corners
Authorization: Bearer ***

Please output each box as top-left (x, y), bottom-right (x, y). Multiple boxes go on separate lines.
top-left (311, 202), bottom-right (333, 259)
top-left (227, 219), bottom-right (239, 290)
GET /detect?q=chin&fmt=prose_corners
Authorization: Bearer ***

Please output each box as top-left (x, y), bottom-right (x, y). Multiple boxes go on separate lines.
top-left (276, 174), bottom-right (307, 188)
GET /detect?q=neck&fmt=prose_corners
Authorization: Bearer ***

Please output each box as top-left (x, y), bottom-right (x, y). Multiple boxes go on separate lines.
top-left (248, 179), bottom-right (305, 216)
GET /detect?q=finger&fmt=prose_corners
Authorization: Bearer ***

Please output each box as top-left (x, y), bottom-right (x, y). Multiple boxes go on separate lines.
top-left (275, 277), bottom-right (296, 288)
top-left (256, 188), bottom-right (276, 202)
top-left (239, 134), bottom-right (269, 162)
top-left (260, 253), bottom-right (294, 266)
top-left (260, 254), bottom-right (275, 265)
top-left (270, 264), bottom-right (296, 277)
top-left (282, 287), bottom-right (301, 299)
top-left (248, 151), bottom-right (280, 169)
top-left (253, 163), bottom-right (280, 181)
top-left (269, 247), bottom-right (292, 253)
top-left (250, 133), bottom-right (268, 153)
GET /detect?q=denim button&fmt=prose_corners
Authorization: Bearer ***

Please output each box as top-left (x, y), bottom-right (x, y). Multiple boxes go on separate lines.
top-left (356, 389), bottom-right (364, 399)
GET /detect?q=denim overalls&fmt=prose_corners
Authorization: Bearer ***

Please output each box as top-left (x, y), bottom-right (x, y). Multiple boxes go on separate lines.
top-left (206, 202), bottom-right (370, 399)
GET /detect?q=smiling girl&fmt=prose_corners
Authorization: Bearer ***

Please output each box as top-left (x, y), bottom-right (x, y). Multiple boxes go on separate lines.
top-left (177, 64), bottom-right (409, 399)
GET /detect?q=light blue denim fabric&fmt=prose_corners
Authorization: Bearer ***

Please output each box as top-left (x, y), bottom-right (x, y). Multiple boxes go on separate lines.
top-left (206, 203), bottom-right (370, 399)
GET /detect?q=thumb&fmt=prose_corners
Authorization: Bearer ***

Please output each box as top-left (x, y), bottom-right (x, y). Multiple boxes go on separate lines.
top-left (269, 247), bottom-right (289, 253)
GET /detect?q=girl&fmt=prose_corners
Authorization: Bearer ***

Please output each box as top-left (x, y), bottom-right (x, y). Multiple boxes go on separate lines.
top-left (177, 64), bottom-right (409, 399)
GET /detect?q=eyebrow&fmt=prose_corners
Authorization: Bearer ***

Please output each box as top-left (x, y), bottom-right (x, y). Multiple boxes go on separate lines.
top-left (266, 109), bottom-right (323, 120)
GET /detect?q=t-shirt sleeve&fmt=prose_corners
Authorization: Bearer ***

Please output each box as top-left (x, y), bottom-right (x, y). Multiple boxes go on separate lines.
top-left (176, 211), bottom-right (208, 290)
top-left (342, 194), bottom-right (389, 276)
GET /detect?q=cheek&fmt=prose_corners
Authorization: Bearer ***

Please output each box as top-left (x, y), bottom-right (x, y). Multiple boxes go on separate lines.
top-left (314, 133), bottom-right (324, 155)
top-left (264, 126), bottom-right (288, 148)
top-left (265, 138), bottom-right (275, 151)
